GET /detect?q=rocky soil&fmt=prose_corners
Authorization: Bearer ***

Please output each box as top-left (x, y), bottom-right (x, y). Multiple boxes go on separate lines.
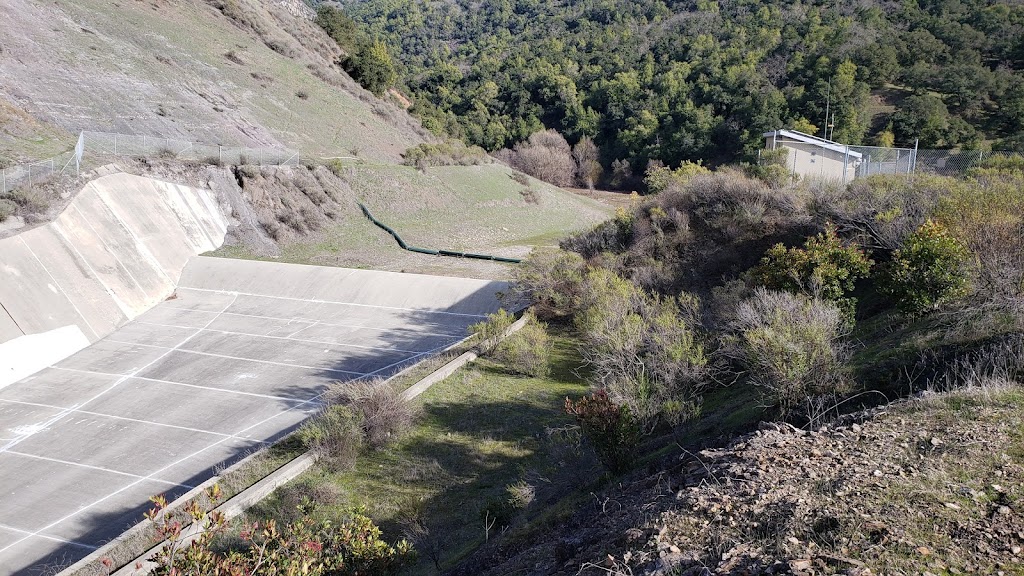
top-left (460, 382), bottom-right (1024, 575)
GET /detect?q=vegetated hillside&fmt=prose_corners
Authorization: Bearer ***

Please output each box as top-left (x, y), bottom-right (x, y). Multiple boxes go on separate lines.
top-left (0, 0), bottom-right (427, 164)
top-left (339, 0), bottom-right (1024, 174)
top-left (449, 158), bottom-right (1024, 574)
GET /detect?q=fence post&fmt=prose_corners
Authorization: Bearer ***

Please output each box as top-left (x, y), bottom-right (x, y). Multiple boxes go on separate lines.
top-left (114, 134), bottom-right (118, 156)
top-left (843, 145), bottom-right (850, 184)
top-left (219, 146), bottom-right (222, 165)
top-left (2, 168), bottom-right (5, 194)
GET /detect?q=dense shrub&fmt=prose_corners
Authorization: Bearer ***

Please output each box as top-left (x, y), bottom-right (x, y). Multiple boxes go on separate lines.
top-left (145, 487), bottom-right (411, 576)
top-left (575, 268), bottom-right (707, 427)
top-left (298, 405), bottom-right (363, 471)
top-left (755, 223), bottom-right (872, 320)
top-left (880, 220), bottom-right (971, 315)
top-left (726, 289), bottom-right (849, 417)
top-left (509, 250), bottom-right (588, 319)
top-left (743, 147), bottom-right (794, 189)
top-left (814, 174), bottom-right (953, 251)
top-left (315, 5), bottom-right (361, 54)
top-left (500, 130), bottom-right (575, 187)
top-left (644, 161), bottom-right (710, 194)
top-left (326, 379), bottom-right (415, 448)
top-left (565, 390), bottom-right (640, 474)
top-left (933, 173), bottom-right (1024, 309)
top-left (402, 141), bottom-right (489, 167)
top-left (493, 313), bottom-right (551, 377)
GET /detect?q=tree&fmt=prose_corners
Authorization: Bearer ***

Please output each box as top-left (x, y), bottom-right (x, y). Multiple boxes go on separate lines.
top-left (315, 5), bottom-right (362, 54)
top-left (891, 94), bottom-right (950, 148)
top-left (572, 137), bottom-right (602, 189)
top-left (348, 40), bottom-right (397, 96)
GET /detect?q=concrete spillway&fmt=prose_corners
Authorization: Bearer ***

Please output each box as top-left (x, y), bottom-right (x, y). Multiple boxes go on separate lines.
top-left (0, 173), bottom-right (228, 386)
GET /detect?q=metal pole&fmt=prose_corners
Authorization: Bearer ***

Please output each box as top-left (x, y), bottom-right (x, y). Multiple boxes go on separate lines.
top-left (843, 145), bottom-right (850, 184)
top-left (219, 146), bottom-right (222, 164)
top-left (911, 139), bottom-right (919, 175)
top-left (114, 134), bottom-right (118, 156)
top-left (895, 149), bottom-right (900, 175)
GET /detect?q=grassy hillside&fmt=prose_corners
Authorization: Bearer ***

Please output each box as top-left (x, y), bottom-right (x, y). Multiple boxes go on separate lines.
top-left (0, 0), bottom-right (427, 164)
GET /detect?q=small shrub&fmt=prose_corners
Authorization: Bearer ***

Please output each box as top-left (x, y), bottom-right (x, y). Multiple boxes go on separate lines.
top-left (565, 390), bottom-right (640, 474)
top-left (519, 187), bottom-right (540, 204)
top-left (755, 222), bottom-right (872, 321)
top-left (202, 155), bottom-right (223, 166)
top-left (493, 313), bottom-right (551, 377)
top-left (298, 405), bottom-right (363, 471)
top-left (744, 147), bottom-right (795, 188)
top-left (880, 219), bottom-right (971, 315)
top-left (0, 199), bottom-right (15, 222)
top-left (325, 379), bottom-right (415, 448)
top-left (510, 171), bottom-right (530, 186)
top-left (506, 480), bottom-right (536, 509)
top-left (296, 90), bottom-right (310, 100)
top-left (469, 308), bottom-right (515, 353)
top-left (726, 289), bottom-right (849, 418)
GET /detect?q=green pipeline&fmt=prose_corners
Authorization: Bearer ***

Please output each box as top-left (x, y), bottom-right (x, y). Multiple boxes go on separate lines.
top-left (357, 203), bottom-right (522, 264)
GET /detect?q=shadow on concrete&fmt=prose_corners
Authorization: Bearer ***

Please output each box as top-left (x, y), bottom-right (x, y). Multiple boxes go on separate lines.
top-left (17, 283), bottom-right (503, 575)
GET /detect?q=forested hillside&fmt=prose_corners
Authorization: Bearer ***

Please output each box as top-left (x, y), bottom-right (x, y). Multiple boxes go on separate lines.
top-left (334, 0), bottom-right (1024, 173)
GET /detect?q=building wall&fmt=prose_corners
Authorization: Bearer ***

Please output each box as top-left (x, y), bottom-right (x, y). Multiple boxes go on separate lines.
top-left (775, 141), bottom-right (859, 181)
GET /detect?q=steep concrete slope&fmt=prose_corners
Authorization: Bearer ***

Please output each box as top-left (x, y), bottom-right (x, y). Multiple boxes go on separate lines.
top-left (0, 173), bottom-right (228, 385)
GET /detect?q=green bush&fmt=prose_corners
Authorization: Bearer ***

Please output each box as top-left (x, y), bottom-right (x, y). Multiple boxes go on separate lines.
top-left (565, 390), bottom-right (640, 474)
top-left (510, 250), bottom-right (588, 320)
top-left (880, 219), bottom-right (971, 315)
top-left (493, 313), bottom-right (551, 377)
top-left (644, 161), bottom-right (710, 194)
top-left (298, 405), bottom-right (363, 471)
top-left (469, 308), bottom-right (516, 353)
top-left (727, 289), bottom-right (849, 418)
top-left (575, 268), bottom-right (707, 427)
top-left (402, 141), bottom-right (488, 167)
top-left (755, 222), bottom-right (872, 321)
top-left (315, 5), bottom-right (362, 54)
top-left (146, 487), bottom-right (411, 576)
top-left (933, 172), bottom-right (1024, 308)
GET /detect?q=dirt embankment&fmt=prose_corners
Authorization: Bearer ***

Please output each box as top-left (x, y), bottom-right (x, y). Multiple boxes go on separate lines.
top-left (459, 384), bottom-right (1024, 576)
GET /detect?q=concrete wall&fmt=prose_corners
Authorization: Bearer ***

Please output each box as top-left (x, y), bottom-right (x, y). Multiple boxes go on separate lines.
top-left (0, 173), bottom-right (228, 380)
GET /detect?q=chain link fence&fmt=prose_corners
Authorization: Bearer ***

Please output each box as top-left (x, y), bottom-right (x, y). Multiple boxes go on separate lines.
top-left (2, 132), bottom-right (301, 194)
top-left (765, 130), bottom-right (1023, 184)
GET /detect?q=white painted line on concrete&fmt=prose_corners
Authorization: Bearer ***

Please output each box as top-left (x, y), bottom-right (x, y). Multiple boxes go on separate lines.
top-left (103, 339), bottom-right (371, 377)
top-left (50, 366), bottom-right (315, 404)
top-left (0, 295), bottom-right (239, 456)
top-left (4, 450), bottom-right (193, 489)
top-left (15, 236), bottom-right (100, 340)
top-left (153, 308), bottom-right (466, 338)
top-left (131, 321), bottom-right (438, 355)
top-left (174, 286), bottom-right (490, 318)
top-left (0, 398), bottom-right (265, 445)
top-left (0, 523), bottom-right (98, 551)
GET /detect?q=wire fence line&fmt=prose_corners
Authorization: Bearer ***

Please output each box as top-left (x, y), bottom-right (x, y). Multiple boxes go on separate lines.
top-left (1, 131), bottom-right (301, 194)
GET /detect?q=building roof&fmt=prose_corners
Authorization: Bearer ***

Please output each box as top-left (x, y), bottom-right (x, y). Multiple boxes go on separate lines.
top-left (764, 129), bottom-right (863, 159)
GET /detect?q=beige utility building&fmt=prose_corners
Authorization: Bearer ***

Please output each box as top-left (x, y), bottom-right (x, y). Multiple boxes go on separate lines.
top-left (764, 129), bottom-right (862, 182)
